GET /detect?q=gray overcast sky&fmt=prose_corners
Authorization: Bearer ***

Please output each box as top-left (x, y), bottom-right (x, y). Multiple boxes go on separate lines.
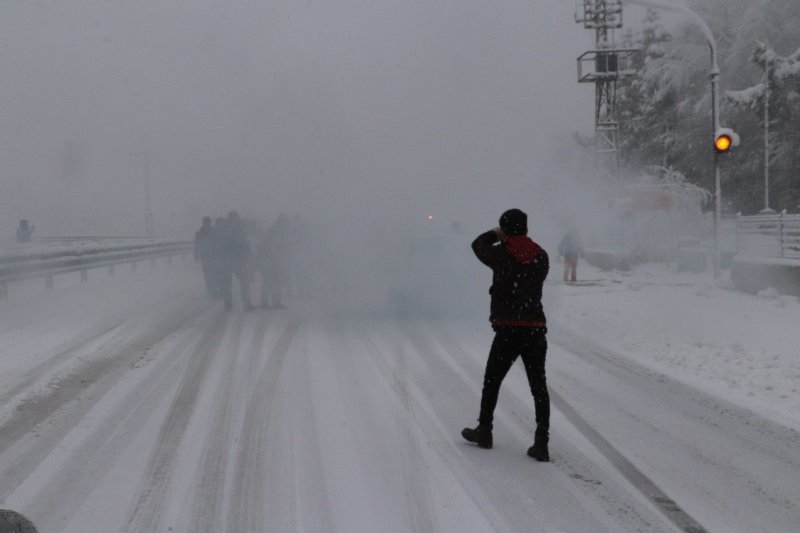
top-left (0, 0), bottom-right (633, 237)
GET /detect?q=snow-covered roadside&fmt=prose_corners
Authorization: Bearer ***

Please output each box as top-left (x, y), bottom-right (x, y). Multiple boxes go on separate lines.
top-left (0, 262), bottom-right (208, 423)
top-left (545, 261), bottom-right (800, 431)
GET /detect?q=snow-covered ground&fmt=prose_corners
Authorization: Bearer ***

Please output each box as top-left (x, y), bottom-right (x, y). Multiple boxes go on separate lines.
top-left (0, 258), bottom-right (798, 532)
top-left (547, 261), bottom-right (800, 432)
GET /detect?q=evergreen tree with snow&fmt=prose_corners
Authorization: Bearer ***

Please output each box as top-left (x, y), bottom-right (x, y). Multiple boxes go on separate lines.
top-left (725, 42), bottom-right (800, 212)
top-left (609, 0), bottom-right (800, 213)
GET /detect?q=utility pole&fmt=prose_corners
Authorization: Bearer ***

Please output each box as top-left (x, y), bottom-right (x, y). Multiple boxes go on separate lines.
top-left (761, 52), bottom-right (775, 214)
top-left (575, 0), bottom-right (636, 181)
top-left (131, 149), bottom-right (157, 237)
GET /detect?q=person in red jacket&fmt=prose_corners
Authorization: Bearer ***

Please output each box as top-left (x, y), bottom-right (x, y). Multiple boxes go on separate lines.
top-left (558, 228), bottom-right (583, 283)
top-left (462, 209), bottom-right (551, 461)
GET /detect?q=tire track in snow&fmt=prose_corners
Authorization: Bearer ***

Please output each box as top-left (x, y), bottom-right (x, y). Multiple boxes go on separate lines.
top-left (357, 330), bottom-right (437, 533)
top-left (186, 315), bottom-right (269, 532)
top-left (122, 313), bottom-right (229, 532)
top-left (355, 325), bottom-right (516, 533)
top-left (402, 326), bottom-right (628, 532)
top-left (0, 295), bottom-right (209, 415)
top-left (548, 388), bottom-right (708, 533)
top-left (226, 319), bottom-right (299, 533)
top-left (288, 324), bottom-right (334, 533)
top-left (431, 325), bottom-right (705, 533)
top-left (0, 303), bottom-right (210, 500)
top-left (548, 325), bottom-right (800, 532)
top-left (12, 317), bottom-right (208, 530)
top-left (0, 320), bottom-right (128, 408)
top-left (548, 324), bottom-right (800, 456)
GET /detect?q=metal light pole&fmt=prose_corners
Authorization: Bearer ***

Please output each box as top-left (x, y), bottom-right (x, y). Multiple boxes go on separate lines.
top-left (760, 53), bottom-right (776, 215)
top-left (621, 0), bottom-right (723, 277)
top-left (131, 150), bottom-right (155, 237)
top-left (132, 136), bottom-right (162, 238)
top-left (711, 66), bottom-right (722, 278)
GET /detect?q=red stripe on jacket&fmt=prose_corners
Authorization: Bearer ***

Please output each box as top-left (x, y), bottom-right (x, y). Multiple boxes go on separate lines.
top-left (491, 319), bottom-right (547, 328)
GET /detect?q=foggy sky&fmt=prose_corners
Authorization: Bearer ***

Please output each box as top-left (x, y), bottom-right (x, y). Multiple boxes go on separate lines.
top-left (0, 0), bottom-right (641, 238)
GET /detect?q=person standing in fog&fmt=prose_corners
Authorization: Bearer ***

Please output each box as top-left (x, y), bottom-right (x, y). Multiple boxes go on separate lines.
top-left (462, 208), bottom-right (551, 462)
top-left (16, 220), bottom-right (35, 243)
top-left (219, 211), bottom-right (255, 312)
top-left (257, 213), bottom-right (291, 309)
top-left (558, 228), bottom-right (583, 284)
top-left (290, 213), bottom-right (311, 298)
top-left (209, 217), bottom-right (228, 301)
top-left (194, 216), bottom-right (217, 298)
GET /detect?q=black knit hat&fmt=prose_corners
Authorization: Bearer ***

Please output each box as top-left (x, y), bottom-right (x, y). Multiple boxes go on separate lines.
top-left (499, 208), bottom-right (527, 236)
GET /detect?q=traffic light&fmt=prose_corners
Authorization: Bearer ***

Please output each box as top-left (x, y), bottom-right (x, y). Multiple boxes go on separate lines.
top-left (714, 127), bottom-right (740, 154)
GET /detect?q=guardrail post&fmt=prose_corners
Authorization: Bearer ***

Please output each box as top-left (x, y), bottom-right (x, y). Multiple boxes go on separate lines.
top-left (0, 282), bottom-right (7, 301)
top-left (735, 214), bottom-right (741, 254)
top-left (45, 275), bottom-right (53, 290)
top-left (80, 269), bottom-right (88, 283)
top-left (779, 212), bottom-right (785, 257)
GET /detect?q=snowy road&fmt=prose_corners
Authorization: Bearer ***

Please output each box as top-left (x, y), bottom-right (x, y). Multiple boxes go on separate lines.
top-left (0, 264), bottom-right (798, 532)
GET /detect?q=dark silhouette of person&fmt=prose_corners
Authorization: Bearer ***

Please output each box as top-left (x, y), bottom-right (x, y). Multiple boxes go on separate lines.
top-left (218, 211), bottom-right (255, 311)
top-left (257, 213), bottom-right (291, 309)
top-left (16, 220), bottom-right (35, 243)
top-left (194, 216), bottom-right (218, 298)
top-left (462, 209), bottom-right (551, 461)
top-left (558, 228), bottom-right (584, 283)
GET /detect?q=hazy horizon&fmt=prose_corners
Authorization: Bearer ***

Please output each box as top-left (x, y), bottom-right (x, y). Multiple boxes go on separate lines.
top-left (0, 0), bottom-right (652, 240)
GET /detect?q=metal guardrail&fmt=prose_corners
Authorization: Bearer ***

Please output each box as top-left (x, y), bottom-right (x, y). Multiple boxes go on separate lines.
top-left (0, 240), bottom-right (193, 300)
top-left (735, 214), bottom-right (800, 259)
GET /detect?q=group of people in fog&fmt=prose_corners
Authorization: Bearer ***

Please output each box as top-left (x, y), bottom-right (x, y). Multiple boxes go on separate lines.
top-left (193, 211), bottom-right (301, 312)
top-left (191, 206), bottom-right (584, 463)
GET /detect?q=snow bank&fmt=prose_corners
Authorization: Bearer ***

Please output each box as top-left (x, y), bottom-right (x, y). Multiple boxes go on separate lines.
top-left (546, 262), bottom-right (800, 431)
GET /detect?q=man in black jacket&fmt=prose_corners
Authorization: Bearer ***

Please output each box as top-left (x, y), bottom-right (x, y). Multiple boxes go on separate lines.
top-left (219, 211), bottom-right (255, 312)
top-left (462, 208), bottom-right (551, 461)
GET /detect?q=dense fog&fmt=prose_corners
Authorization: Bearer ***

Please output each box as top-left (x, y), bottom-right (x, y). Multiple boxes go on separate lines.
top-left (1, 1), bottom-right (658, 313)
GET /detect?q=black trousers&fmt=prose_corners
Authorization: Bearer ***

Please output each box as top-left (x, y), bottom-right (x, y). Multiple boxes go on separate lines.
top-left (219, 265), bottom-right (253, 309)
top-left (200, 260), bottom-right (217, 297)
top-left (478, 327), bottom-right (549, 437)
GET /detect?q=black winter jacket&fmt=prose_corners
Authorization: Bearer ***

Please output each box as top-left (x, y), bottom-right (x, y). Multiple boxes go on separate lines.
top-left (194, 226), bottom-right (215, 262)
top-left (471, 230), bottom-right (549, 329)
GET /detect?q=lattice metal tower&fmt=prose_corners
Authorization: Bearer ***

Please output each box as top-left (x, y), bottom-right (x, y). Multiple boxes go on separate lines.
top-left (575, 0), bottom-right (635, 180)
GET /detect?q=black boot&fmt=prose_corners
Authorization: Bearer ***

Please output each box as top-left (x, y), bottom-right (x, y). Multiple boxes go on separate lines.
top-left (527, 432), bottom-right (549, 462)
top-left (461, 426), bottom-right (493, 449)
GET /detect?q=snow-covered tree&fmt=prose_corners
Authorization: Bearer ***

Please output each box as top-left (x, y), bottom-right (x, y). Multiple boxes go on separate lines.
top-left (618, 9), bottom-right (679, 170)
top-left (609, 0), bottom-right (800, 213)
top-left (726, 42), bottom-right (800, 212)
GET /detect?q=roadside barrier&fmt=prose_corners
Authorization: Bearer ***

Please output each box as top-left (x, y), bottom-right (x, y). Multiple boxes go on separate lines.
top-left (735, 213), bottom-right (800, 259)
top-left (0, 240), bottom-right (192, 300)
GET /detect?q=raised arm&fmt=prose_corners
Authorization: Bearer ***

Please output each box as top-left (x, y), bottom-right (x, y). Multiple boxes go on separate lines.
top-left (471, 229), bottom-right (503, 268)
